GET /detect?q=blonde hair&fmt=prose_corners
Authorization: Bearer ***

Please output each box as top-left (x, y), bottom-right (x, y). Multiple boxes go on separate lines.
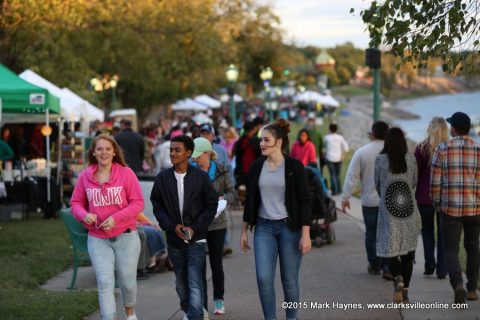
top-left (88, 134), bottom-right (127, 166)
top-left (418, 117), bottom-right (449, 161)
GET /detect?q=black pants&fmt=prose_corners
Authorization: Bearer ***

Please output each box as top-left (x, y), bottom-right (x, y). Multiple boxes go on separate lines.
top-left (203, 228), bottom-right (226, 309)
top-left (442, 212), bottom-right (480, 291)
top-left (386, 251), bottom-right (415, 288)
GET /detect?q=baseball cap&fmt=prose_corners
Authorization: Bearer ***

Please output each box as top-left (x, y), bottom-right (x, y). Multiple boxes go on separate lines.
top-left (446, 112), bottom-right (470, 130)
top-left (199, 123), bottom-right (215, 135)
top-left (192, 137), bottom-right (212, 158)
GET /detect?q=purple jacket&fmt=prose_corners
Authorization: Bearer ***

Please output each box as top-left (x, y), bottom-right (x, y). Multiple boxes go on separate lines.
top-left (414, 145), bottom-right (432, 206)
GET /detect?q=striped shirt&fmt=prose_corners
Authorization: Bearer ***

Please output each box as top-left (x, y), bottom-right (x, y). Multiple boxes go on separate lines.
top-left (430, 135), bottom-right (480, 217)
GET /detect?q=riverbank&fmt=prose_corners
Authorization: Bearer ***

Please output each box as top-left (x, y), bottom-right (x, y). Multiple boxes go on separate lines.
top-left (336, 95), bottom-right (419, 152)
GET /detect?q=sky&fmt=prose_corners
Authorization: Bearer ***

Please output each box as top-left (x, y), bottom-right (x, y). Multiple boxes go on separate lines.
top-left (263, 0), bottom-right (373, 49)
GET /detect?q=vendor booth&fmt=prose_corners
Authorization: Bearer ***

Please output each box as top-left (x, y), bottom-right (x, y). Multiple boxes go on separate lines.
top-left (0, 64), bottom-right (61, 218)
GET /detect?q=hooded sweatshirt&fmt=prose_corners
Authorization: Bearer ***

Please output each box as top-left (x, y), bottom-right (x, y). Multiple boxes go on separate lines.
top-left (70, 162), bottom-right (144, 239)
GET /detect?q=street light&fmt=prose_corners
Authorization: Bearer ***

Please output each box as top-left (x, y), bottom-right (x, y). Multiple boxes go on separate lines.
top-left (260, 67), bottom-right (274, 121)
top-left (90, 74), bottom-right (120, 112)
top-left (225, 64), bottom-right (239, 127)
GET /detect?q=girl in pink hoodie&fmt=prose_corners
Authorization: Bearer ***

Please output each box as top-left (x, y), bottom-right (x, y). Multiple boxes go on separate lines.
top-left (70, 134), bottom-right (144, 320)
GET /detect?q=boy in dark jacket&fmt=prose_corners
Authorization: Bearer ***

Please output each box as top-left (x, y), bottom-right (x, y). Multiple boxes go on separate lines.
top-left (151, 135), bottom-right (218, 320)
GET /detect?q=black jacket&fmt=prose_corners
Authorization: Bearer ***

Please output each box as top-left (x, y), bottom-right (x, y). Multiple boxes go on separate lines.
top-left (115, 129), bottom-right (145, 173)
top-left (243, 155), bottom-right (311, 231)
top-left (151, 165), bottom-right (218, 249)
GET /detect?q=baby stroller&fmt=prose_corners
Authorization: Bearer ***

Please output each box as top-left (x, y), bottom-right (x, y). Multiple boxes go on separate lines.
top-left (306, 163), bottom-right (337, 247)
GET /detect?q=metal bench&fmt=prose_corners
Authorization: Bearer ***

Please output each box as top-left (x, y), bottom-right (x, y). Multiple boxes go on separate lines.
top-left (59, 208), bottom-right (90, 290)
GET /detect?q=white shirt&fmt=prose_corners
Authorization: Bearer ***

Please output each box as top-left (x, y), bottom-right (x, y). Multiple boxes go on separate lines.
top-left (341, 140), bottom-right (384, 207)
top-left (174, 170), bottom-right (186, 219)
top-left (323, 133), bottom-right (349, 162)
top-left (155, 141), bottom-right (173, 172)
top-left (173, 169), bottom-right (206, 243)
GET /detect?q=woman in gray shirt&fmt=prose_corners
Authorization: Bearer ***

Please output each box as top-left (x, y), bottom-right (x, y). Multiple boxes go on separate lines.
top-left (241, 119), bottom-right (311, 320)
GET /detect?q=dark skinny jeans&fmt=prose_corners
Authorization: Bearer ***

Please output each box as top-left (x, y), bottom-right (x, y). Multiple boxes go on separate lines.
top-left (386, 251), bottom-right (415, 288)
top-left (203, 228), bottom-right (227, 309)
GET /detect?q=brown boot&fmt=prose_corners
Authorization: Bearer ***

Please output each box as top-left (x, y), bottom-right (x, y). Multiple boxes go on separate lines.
top-left (393, 276), bottom-right (404, 303)
top-left (467, 290), bottom-right (479, 301)
top-left (454, 284), bottom-right (466, 304)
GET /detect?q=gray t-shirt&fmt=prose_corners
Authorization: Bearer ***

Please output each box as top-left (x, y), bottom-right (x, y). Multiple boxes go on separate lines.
top-left (258, 160), bottom-right (288, 220)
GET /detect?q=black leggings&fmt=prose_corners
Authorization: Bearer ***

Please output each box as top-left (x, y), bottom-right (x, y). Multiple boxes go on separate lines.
top-left (386, 251), bottom-right (415, 288)
top-left (203, 228), bottom-right (227, 308)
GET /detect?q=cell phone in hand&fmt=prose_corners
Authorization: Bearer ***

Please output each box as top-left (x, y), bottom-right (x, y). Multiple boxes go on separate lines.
top-left (181, 228), bottom-right (192, 240)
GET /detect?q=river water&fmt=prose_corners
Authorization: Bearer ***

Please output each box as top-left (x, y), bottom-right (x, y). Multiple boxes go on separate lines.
top-left (394, 91), bottom-right (480, 143)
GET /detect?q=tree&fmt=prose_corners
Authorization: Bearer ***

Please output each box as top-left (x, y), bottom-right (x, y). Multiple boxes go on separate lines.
top-left (0, 0), bottom-right (285, 117)
top-left (356, 0), bottom-right (480, 74)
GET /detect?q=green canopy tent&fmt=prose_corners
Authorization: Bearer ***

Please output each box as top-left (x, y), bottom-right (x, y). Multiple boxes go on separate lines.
top-left (0, 64), bottom-right (60, 120)
top-left (0, 64), bottom-right (61, 204)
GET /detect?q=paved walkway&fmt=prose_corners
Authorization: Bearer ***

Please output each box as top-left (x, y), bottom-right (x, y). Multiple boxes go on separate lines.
top-left (43, 197), bottom-right (480, 319)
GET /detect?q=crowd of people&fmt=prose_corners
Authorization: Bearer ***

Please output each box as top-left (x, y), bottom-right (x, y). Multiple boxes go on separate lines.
top-left (68, 109), bottom-right (479, 320)
top-left (341, 112), bottom-right (480, 306)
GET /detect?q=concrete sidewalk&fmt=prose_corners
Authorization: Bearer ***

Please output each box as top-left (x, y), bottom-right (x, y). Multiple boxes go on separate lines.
top-left (335, 195), bottom-right (479, 320)
top-left (43, 197), bottom-right (480, 319)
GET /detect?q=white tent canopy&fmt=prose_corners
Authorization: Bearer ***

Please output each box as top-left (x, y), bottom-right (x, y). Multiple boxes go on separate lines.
top-left (61, 88), bottom-right (104, 122)
top-left (194, 95), bottom-right (221, 109)
top-left (321, 95), bottom-right (340, 108)
top-left (220, 93), bottom-right (243, 103)
top-left (19, 69), bottom-right (83, 121)
top-left (294, 90), bottom-right (340, 107)
top-left (172, 98), bottom-right (208, 111)
top-left (109, 108), bottom-right (137, 118)
top-left (18, 69), bottom-right (105, 122)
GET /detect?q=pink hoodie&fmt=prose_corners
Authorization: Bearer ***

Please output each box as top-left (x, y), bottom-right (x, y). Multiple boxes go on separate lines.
top-left (70, 162), bottom-right (144, 239)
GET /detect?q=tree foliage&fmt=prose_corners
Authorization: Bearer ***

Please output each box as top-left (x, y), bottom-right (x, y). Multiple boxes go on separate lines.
top-left (357, 0), bottom-right (480, 74)
top-left (0, 0), bottom-right (283, 115)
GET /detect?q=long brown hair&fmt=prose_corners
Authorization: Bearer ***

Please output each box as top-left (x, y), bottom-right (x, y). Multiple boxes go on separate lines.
top-left (381, 127), bottom-right (407, 174)
top-left (88, 134), bottom-right (127, 166)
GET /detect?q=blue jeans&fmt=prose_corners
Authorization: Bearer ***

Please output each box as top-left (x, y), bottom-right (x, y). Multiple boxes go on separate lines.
top-left (254, 217), bottom-right (302, 320)
top-left (88, 231), bottom-right (140, 320)
top-left (362, 206), bottom-right (387, 271)
top-left (418, 204), bottom-right (447, 276)
top-left (143, 225), bottom-right (167, 256)
top-left (326, 161), bottom-right (342, 195)
top-left (168, 242), bottom-right (206, 320)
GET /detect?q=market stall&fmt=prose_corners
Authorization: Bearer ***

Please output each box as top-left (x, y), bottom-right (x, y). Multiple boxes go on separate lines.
top-left (0, 64), bottom-right (61, 218)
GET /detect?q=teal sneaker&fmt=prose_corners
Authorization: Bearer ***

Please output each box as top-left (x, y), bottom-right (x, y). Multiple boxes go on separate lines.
top-left (214, 299), bottom-right (225, 315)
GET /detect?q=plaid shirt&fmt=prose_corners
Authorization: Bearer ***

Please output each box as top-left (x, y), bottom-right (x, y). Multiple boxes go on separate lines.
top-left (430, 135), bottom-right (480, 217)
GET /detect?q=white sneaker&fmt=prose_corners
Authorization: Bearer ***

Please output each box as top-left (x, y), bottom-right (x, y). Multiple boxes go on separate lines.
top-left (182, 313), bottom-right (188, 320)
top-left (203, 307), bottom-right (209, 319)
top-left (126, 313), bottom-right (138, 320)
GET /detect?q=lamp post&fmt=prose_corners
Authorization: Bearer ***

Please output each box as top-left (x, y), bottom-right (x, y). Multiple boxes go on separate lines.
top-left (225, 64), bottom-right (239, 127)
top-left (90, 74), bottom-right (120, 114)
top-left (260, 67), bottom-right (274, 121)
top-left (367, 10), bottom-right (383, 121)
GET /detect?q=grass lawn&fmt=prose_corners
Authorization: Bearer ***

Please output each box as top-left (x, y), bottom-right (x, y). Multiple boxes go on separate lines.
top-left (332, 85), bottom-right (371, 97)
top-left (0, 216), bottom-right (98, 320)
